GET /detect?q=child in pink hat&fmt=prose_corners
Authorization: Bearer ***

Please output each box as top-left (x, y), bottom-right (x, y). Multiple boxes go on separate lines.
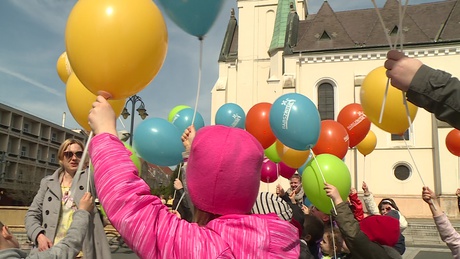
top-left (88, 96), bottom-right (300, 259)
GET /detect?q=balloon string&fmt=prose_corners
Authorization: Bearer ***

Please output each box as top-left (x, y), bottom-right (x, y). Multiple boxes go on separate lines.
top-left (402, 92), bottom-right (414, 134)
top-left (172, 163), bottom-right (183, 201)
top-left (69, 131), bottom-right (94, 200)
top-left (191, 38), bottom-right (203, 126)
top-left (174, 192), bottom-right (185, 211)
top-left (370, 0), bottom-right (394, 49)
top-left (363, 155), bottom-right (366, 183)
top-left (310, 149), bottom-right (337, 215)
top-left (330, 216), bottom-right (337, 259)
top-left (379, 78), bottom-right (390, 124)
top-left (402, 137), bottom-right (438, 211)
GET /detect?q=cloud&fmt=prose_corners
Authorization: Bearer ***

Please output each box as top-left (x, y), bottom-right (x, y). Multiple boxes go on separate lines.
top-left (7, 0), bottom-right (76, 35)
top-left (0, 66), bottom-right (62, 97)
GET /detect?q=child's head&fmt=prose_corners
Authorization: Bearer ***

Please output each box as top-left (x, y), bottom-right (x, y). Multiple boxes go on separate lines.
top-left (187, 126), bottom-right (264, 222)
top-left (359, 215), bottom-right (400, 247)
top-left (320, 227), bottom-right (344, 256)
top-left (302, 214), bottom-right (324, 244)
top-left (378, 198), bottom-right (400, 215)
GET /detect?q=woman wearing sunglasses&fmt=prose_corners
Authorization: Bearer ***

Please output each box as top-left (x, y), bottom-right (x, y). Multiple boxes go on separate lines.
top-left (25, 138), bottom-right (111, 259)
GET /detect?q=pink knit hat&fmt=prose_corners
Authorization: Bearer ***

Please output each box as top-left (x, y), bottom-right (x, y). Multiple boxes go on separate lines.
top-left (186, 125), bottom-right (264, 215)
top-left (359, 215), bottom-right (400, 246)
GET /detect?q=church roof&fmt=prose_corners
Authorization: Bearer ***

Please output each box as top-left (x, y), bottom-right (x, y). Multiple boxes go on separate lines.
top-left (294, 0), bottom-right (460, 53)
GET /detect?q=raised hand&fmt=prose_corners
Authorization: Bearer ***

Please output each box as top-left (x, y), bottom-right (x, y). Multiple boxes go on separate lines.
top-left (89, 95), bottom-right (117, 136)
top-left (422, 186), bottom-right (436, 204)
top-left (79, 192), bottom-right (94, 212)
top-left (174, 178), bottom-right (184, 190)
top-left (384, 50), bottom-right (423, 92)
top-left (181, 125), bottom-right (196, 153)
top-left (324, 183), bottom-right (343, 205)
top-left (362, 181), bottom-right (370, 195)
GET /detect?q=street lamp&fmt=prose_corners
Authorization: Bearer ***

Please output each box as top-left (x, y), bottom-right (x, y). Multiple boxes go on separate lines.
top-left (121, 95), bottom-right (148, 145)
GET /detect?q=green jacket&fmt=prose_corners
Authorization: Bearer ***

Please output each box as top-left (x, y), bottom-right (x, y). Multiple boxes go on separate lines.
top-left (332, 202), bottom-right (401, 259)
top-left (408, 64), bottom-right (460, 129)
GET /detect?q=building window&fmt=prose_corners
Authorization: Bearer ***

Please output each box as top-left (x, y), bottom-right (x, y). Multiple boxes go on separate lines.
top-left (21, 146), bottom-right (27, 157)
top-left (394, 163), bottom-right (411, 181)
top-left (23, 123), bottom-right (29, 133)
top-left (318, 82), bottom-right (335, 120)
top-left (50, 154), bottom-right (56, 163)
top-left (391, 130), bottom-right (410, 141)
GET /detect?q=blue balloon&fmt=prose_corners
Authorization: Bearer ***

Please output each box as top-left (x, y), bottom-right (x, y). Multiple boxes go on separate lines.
top-left (297, 153), bottom-right (313, 176)
top-left (172, 108), bottom-right (205, 133)
top-left (269, 93), bottom-right (321, 151)
top-left (157, 0), bottom-right (226, 38)
top-left (133, 118), bottom-right (184, 166)
top-left (215, 103), bottom-right (246, 129)
top-left (303, 196), bottom-right (312, 207)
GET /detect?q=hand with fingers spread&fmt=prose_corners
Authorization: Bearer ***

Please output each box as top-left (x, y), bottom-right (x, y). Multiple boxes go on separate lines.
top-left (384, 50), bottom-right (423, 92)
top-left (88, 95), bottom-right (118, 136)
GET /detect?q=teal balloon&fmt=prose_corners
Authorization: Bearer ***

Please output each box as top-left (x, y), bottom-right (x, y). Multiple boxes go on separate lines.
top-left (297, 153), bottom-right (313, 176)
top-left (133, 118), bottom-right (184, 166)
top-left (168, 105), bottom-right (190, 122)
top-left (302, 154), bottom-right (351, 214)
top-left (215, 103), bottom-right (246, 129)
top-left (157, 0), bottom-right (227, 38)
top-left (123, 142), bottom-right (142, 175)
top-left (269, 93), bottom-right (321, 151)
top-left (172, 108), bottom-right (205, 133)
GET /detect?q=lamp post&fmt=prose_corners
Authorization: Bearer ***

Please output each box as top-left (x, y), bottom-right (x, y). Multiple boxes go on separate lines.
top-left (121, 95), bottom-right (148, 146)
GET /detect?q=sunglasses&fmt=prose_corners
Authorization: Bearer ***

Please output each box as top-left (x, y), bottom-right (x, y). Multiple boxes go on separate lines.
top-left (63, 151), bottom-right (83, 159)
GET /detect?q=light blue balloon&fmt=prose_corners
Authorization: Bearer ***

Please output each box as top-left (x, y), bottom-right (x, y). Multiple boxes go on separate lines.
top-left (133, 118), bottom-right (184, 166)
top-left (215, 103), bottom-right (246, 129)
top-left (297, 153), bottom-right (313, 176)
top-left (172, 108), bottom-right (205, 133)
top-left (269, 93), bottom-right (321, 151)
top-left (157, 0), bottom-right (227, 38)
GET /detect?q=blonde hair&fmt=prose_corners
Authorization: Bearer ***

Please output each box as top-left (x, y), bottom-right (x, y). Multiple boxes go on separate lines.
top-left (58, 138), bottom-right (86, 168)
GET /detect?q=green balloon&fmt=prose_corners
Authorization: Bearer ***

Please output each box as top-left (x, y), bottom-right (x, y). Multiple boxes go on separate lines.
top-left (264, 142), bottom-right (281, 163)
top-left (123, 142), bottom-right (142, 176)
top-left (168, 105), bottom-right (190, 122)
top-left (302, 154), bottom-right (351, 214)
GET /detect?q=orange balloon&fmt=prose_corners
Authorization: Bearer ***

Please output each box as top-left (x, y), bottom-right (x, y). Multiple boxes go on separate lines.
top-left (65, 0), bottom-right (168, 99)
top-left (360, 66), bottom-right (418, 134)
top-left (311, 120), bottom-right (349, 159)
top-left (245, 103), bottom-right (276, 149)
top-left (446, 129), bottom-right (460, 156)
top-left (66, 73), bottom-right (125, 131)
top-left (337, 103), bottom-right (371, 148)
top-left (357, 130), bottom-right (377, 156)
top-left (56, 52), bottom-right (73, 83)
top-left (276, 140), bottom-right (310, 168)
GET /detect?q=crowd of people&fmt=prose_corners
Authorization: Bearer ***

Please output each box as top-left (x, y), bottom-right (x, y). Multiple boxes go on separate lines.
top-left (0, 50), bottom-right (458, 258)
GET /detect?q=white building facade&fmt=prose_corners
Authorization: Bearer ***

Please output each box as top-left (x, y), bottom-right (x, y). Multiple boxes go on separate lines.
top-left (212, 0), bottom-right (460, 218)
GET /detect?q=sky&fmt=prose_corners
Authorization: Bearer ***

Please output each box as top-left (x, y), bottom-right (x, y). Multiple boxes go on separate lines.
top-left (0, 0), bottom-right (444, 133)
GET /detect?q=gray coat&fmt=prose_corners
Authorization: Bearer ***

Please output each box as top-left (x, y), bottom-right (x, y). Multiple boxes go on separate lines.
top-left (25, 168), bottom-right (111, 259)
top-left (1, 210), bottom-right (91, 259)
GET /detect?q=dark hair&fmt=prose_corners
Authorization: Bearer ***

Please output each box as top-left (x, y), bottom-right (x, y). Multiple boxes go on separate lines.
top-left (302, 214), bottom-right (325, 243)
top-left (378, 198), bottom-right (400, 212)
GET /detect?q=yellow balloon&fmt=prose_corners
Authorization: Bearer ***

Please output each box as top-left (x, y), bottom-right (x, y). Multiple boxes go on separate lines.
top-left (360, 66), bottom-right (418, 134)
top-left (66, 73), bottom-right (125, 131)
top-left (356, 130), bottom-right (377, 156)
top-left (276, 140), bottom-right (311, 168)
top-left (56, 52), bottom-right (73, 83)
top-left (65, 0), bottom-right (168, 100)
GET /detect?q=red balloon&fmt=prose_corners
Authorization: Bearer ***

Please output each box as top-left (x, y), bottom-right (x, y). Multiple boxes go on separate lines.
top-left (446, 129), bottom-right (460, 156)
top-left (260, 158), bottom-right (278, 183)
top-left (337, 103), bottom-right (371, 148)
top-left (278, 161), bottom-right (297, 179)
top-left (245, 103), bottom-right (276, 149)
top-left (311, 120), bottom-right (349, 159)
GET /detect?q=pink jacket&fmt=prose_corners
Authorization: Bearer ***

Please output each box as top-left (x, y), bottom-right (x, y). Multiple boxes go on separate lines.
top-left (89, 134), bottom-right (300, 259)
top-left (434, 213), bottom-right (460, 259)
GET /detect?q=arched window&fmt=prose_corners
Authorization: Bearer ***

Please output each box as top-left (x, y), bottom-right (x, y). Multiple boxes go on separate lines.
top-left (318, 82), bottom-right (335, 120)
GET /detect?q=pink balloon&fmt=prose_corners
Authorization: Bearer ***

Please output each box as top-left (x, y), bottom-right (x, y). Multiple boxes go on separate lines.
top-left (278, 162), bottom-right (296, 179)
top-left (260, 158), bottom-right (278, 183)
